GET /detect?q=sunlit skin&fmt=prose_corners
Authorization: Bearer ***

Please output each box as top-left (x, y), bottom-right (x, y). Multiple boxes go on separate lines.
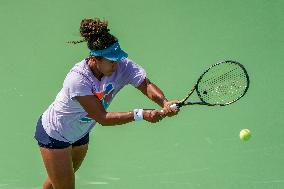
top-left (87, 57), bottom-right (118, 80)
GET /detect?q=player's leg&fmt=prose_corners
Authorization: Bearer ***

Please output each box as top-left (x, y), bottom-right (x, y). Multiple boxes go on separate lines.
top-left (42, 177), bottom-right (53, 189)
top-left (35, 116), bottom-right (74, 189)
top-left (40, 146), bottom-right (75, 189)
top-left (35, 117), bottom-right (90, 189)
top-left (72, 144), bottom-right (89, 172)
top-left (42, 144), bottom-right (89, 189)
top-left (41, 133), bottom-right (89, 189)
top-left (71, 133), bottom-right (90, 172)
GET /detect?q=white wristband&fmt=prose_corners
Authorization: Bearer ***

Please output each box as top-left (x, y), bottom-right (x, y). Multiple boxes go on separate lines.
top-left (133, 109), bottom-right (144, 121)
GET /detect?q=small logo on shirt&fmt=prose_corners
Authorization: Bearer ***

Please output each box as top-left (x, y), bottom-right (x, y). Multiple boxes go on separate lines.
top-left (79, 116), bottom-right (93, 123)
top-left (79, 83), bottom-right (115, 123)
top-left (94, 83), bottom-right (114, 109)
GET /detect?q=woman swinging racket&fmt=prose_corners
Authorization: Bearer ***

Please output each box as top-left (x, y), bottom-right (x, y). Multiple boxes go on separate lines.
top-left (34, 18), bottom-right (179, 189)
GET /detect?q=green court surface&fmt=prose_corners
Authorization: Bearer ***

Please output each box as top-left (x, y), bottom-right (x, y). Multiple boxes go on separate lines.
top-left (0, 0), bottom-right (284, 188)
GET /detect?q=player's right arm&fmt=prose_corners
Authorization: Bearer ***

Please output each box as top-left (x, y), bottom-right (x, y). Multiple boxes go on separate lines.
top-left (75, 95), bottom-right (163, 126)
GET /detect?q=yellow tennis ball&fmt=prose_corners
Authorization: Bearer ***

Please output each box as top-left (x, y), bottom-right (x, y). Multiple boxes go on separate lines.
top-left (239, 129), bottom-right (251, 141)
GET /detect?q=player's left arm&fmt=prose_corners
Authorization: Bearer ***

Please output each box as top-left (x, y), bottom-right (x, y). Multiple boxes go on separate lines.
top-left (136, 78), bottom-right (179, 116)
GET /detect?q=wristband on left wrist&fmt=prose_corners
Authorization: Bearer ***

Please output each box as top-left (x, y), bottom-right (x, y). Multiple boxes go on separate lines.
top-left (133, 109), bottom-right (144, 121)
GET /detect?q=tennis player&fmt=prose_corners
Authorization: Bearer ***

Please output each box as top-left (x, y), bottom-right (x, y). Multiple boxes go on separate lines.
top-left (34, 18), bottom-right (179, 189)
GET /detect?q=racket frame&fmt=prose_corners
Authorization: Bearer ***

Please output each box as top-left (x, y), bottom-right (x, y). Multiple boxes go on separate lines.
top-left (177, 60), bottom-right (250, 108)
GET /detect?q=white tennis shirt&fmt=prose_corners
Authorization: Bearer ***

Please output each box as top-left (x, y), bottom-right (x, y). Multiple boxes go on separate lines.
top-left (41, 58), bottom-right (146, 143)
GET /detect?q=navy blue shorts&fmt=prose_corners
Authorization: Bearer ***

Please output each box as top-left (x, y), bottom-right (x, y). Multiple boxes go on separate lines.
top-left (34, 116), bottom-right (89, 149)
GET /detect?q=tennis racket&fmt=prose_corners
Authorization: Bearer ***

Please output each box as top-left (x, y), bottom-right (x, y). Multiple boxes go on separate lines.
top-left (167, 60), bottom-right (249, 110)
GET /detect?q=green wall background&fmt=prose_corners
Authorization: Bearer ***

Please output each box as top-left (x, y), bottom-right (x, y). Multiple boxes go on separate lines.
top-left (0, 0), bottom-right (283, 188)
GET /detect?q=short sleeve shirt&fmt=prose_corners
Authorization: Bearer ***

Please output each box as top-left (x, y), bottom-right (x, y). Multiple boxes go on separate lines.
top-left (41, 58), bottom-right (146, 143)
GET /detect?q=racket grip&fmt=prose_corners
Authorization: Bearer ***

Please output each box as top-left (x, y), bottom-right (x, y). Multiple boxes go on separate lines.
top-left (170, 104), bottom-right (178, 109)
top-left (160, 104), bottom-right (178, 113)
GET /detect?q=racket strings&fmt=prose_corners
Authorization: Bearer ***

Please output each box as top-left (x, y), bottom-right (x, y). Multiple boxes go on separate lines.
top-left (197, 62), bottom-right (248, 105)
top-left (201, 67), bottom-right (239, 85)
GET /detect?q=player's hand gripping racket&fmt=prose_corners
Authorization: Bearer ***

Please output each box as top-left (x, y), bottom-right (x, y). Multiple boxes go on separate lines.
top-left (168, 60), bottom-right (249, 110)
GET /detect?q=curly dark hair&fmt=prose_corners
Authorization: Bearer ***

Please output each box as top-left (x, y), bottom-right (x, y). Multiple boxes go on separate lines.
top-left (68, 18), bottom-right (118, 51)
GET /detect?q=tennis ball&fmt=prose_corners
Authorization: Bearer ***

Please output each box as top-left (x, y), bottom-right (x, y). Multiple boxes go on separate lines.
top-left (239, 129), bottom-right (251, 141)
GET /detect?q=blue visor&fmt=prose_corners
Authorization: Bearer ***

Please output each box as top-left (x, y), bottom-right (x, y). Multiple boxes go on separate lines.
top-left (90, 42), bottom-right (128, 62)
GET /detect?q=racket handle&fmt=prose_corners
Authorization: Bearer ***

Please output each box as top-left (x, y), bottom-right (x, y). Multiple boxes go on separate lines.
top-left (160, 104), bottom-right (178, 113)
top-left (170, 104), bottom-right (178, 109)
